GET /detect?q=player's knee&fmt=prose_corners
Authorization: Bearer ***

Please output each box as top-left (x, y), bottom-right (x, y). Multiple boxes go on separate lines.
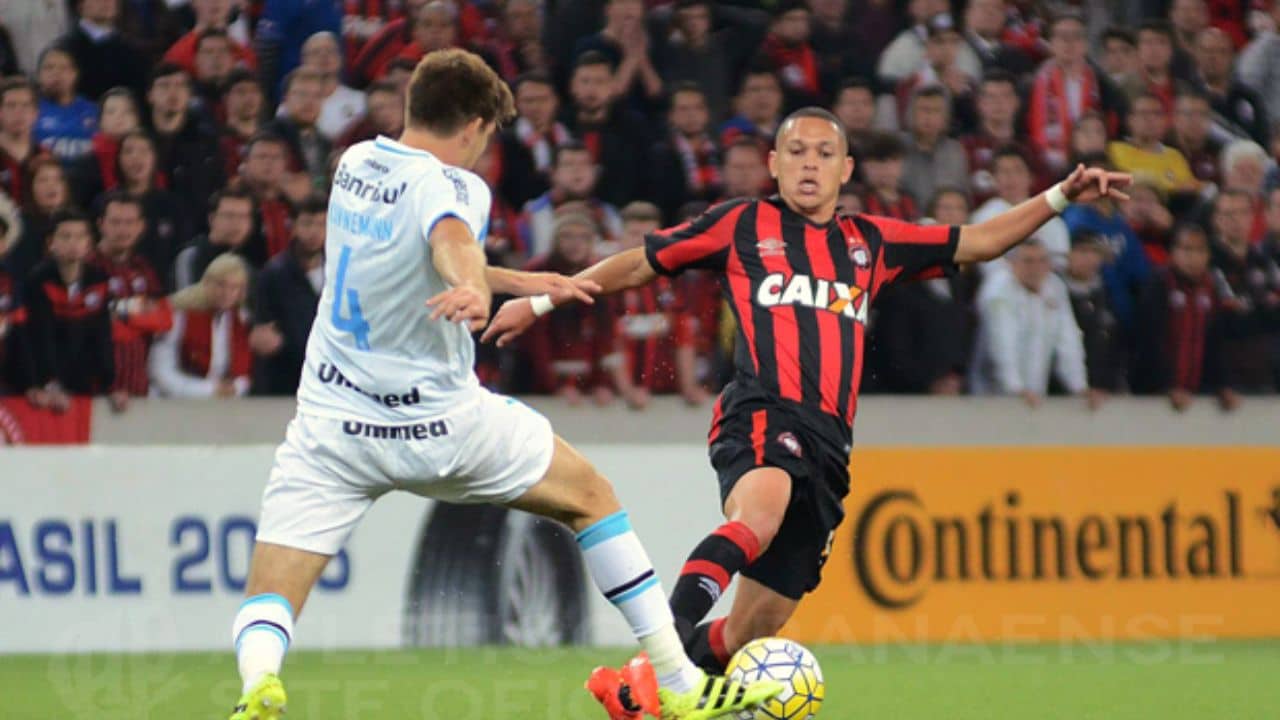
top-left (564, 470), bottom-right (622, 531)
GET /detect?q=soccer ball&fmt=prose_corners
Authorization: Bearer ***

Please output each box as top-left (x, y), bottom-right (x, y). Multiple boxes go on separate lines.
top-left (725, 637), bottom-right (824, 720)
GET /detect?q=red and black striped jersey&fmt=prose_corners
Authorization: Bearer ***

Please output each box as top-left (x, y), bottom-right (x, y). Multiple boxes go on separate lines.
top-left (617, 276), bottom-right (694, 393)
top-left (645, 196), bottom-right (958, 428)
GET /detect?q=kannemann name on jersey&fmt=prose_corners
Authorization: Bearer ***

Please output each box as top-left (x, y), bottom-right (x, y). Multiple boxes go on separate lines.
top-left (297, 135), bottom-right (492, 423)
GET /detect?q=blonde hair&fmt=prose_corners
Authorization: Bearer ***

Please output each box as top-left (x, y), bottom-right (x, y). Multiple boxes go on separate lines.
top-left (171, 253), bottom-right (250, 311)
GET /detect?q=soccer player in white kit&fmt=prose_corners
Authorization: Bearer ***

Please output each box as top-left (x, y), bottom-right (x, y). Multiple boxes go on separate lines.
top-left (227, 49), bottom-right (778, 720)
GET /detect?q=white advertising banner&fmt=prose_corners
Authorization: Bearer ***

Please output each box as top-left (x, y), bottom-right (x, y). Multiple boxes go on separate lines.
top-left (0, 444), bottom-right (726, 653)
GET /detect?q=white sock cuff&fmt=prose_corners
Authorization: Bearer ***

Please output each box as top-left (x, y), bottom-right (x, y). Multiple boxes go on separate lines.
top-left (233, 593), bottom-right (295, 652)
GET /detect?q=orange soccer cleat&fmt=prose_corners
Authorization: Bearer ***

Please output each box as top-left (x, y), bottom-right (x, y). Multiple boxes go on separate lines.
top-left (585, 653), bottom-right (660, 719)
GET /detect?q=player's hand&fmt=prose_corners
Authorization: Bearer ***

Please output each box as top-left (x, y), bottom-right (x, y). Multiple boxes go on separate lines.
top-left (624, 385), bottom-right (650, 410)
top-left (1217, 388), bottom-right (1242, 413)
top-left (249, 323), bottom-right (285, 356)
top-left (481, 297), bottom-right (538, 346)
top-left (1020, 390), bottom-right (1042, 408)
top-left (26, 387), bottom-right (50, 409)
top-left (1060, 164), bottom-right (1132, 204)
top-left (1085, 388), bottom-right (1108, 411)
top-left (529, 272), bottom-right (601, 306)
top-left (109, 389), bottom-right (130, 414)
top-left (1169, 388), bottom-right (1193, 412)
top-left (426, 285), bottom-right (491, 332)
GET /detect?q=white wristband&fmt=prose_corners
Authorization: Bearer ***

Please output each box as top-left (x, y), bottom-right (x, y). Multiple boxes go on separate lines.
top-left (1045, 183), bottom-right (1070, 214)
top-left (529, 294), bottom-right (555, 317)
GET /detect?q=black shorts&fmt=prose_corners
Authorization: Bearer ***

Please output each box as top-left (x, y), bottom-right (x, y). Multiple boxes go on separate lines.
top-left (707, 382), bottom-right (852, 600)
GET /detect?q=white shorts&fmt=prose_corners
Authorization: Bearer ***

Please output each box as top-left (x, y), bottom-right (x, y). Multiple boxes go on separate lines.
top-left (256, 390), bottom-right (555, 556)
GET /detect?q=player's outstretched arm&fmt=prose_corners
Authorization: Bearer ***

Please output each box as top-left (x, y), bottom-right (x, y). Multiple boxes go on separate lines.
top-left (484, 266), bottom-right (601, 305)
top-left (426, 217), bottom-right (492, 331)
top-left (481, 247), bottom-right (658, 347)
top-left (955, 165), bottom-right (1132, 264)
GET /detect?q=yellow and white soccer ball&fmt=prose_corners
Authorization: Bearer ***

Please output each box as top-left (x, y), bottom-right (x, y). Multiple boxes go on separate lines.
top-left (725, 637), bottom-right (824, 720)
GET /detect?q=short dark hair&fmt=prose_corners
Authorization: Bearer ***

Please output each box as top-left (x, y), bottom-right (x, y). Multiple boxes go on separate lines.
top-left (148, 62), bottom-right (189, 90)
top-left (724, 135), bottom-right (766, 159)
top-left (553, 140), bottom-right (592, 166)
top-left (97, 190), bottom-right (145, 218)
top-left (992, 145), bottom-right (1030, 168)
top-left (1172, 222), bottom-right (1209, 246)
top-left (928, 186), bottom-right (969, 216)
top-left (245, 129), bottom-right (289, 153)
top-left (1048, 11), bottom-right (1086, 36)
top-left (386, 57), bottom-right (418, 75)
top-left (1075, 151), bottom-right (1111, 169)
top-left (0, 76), bottom-right (36, 103)
top-left (195, 27), bottom-right (231, 48)
top-left (1137, 19), bottom-right (1175, 42)
top-left (1101, 26), bottom-right (1136, 47)
top-left (742, 59), bottom-right (780, 88)
top-left (47, 207), bottom-right (92, 237)
top-left (834, 76), bottom-right (875, 99)
top-left (1130, 92), bottom-right (1165, 110)
top-left (209, 186), bottom-right (255, 215)
top-left (776, 107), bottom-right (848, 149)
top-left (862, 131), bottom-right (905, 161)
top-left (406, 49), bottom-right (515, 135)
top-left (513, 70), bottom-right (554, 92)
top-left (37, 44), bottom-right (75, 71)
top-left (912, 84), bottom-right (949, 104)
top-left (668, 81), bottom-right (706, 103)
top-left (574, 50), bottom-right (614, 72)
top-left (98, 86), bottom-right (136, 113)
top-left (293, 192), bottom-right (328, 218)
top-left (282, 67), bottom-right (324, 96)
top-left (979, 69), bottom-right (1017, 92)
top-left (223, 68), bottom-right (262, 96)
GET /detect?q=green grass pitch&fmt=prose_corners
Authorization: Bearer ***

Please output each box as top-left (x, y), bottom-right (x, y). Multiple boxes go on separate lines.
top-left (2, 640), bottom-right (1278, 719)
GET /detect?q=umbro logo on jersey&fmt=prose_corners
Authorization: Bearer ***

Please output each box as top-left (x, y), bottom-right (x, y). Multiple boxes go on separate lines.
top-left (756, 272), bottom-right (868, 322)
top-left (757, 237), bottom-right (786, 257)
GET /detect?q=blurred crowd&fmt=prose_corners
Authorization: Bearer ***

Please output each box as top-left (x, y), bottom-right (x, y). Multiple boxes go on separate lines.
top-left (0, 0), bottom-right (1278, 414)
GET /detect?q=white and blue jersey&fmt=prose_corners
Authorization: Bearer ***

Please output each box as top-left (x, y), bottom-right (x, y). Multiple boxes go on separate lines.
top-left (34, 97), bottom-right (97, 161)
top-left (296, 135), bottom-right (493, 423)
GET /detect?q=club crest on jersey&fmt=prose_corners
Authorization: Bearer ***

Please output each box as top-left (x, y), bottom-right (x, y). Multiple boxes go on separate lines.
top-left (757, 237), bottom-right (786, 257)
top-left (757, 272), bottom-right (868, 323)
top-left (849, 245), bottom-right (871, 268)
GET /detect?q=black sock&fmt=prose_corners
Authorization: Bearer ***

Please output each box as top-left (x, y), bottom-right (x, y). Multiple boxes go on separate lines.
top-left (669, 521), bottom-right (761, 639)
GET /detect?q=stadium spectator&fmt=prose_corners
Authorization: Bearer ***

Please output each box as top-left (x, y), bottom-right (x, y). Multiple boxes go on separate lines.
top-left (759, 1), bottom-right (820, 107)
top-left (1064, 231), bottom-right (1123, 395)
top-left (297, 32), bottom-right (365, 143)
top-left (76, 88), bottom-right (140, 200)
top-left (1069, 111), bottom-right (1111, 162)
top-left (662, 0), bottom-right (769, 125)
top-left (340, 87), bottom-right (406, 160)
top-left (250, 193), bottom-right (325, 396)
top-left (518, 141), bottom-right (622, 262)
top-left (574, 0), bottom-right (663, 108)
top-left (150, 251), bottom-right (253, 398)
top-left (611, 201), bottom-right (704, 407)
top-left (1170, 0), bottom-right (1210, 61)
top-left (350, 0), bottom-right (429, 87)
top-left (219, 70), bottom-right (267, 180)
top-left (146, 64), bottom-right (225, 233)
top-left (962, 72), bottom-right (1047, 206)
top-left (190, 29), bottom-right (239, 123)
top-left (1107, 93), bottom-right (1200, 196)
top-left (91, 192), bottom-right (172, 410)
top-left (0, 202), bottom-right (24, 393)
top-left (22, 208), bottom-right (114, 410)
top-left (60, 0), bottom-right (151, 101)
top-left (962, 0), bottom-right (1033, 76)
top-left (1027, 12), bottom-right (1125, 174)
top-left (163, 0), bottom-right (258, 75)
top-left (341, 0), bottom-right (413, 62)
top-left (506, 72), bottom-right (569, 184)
top-left (830, 77), bottom-right (876, 166)
top-left (115, 131), bottom-right (189, 290)
top-left (1100, 26), bottom-right (1139, 86)
top-left (1169, 90), bottom-right (1224, 186)
top-left (719, 64), bottom-right (784, 148)
top-left (809, 0), bottom-right (869, 96)
top-left (473, 137), bottom-right (523, 267)
top-left (1132, 223), bottom-right (1232, 410)
top-left (10, 157), bottom-right (71, 282)
top-left (33, 47), bottom-right (97, 164)
top-left (972, 146), bottom-right (1071, 274)
top-left (1237, 1), bottom-right (1280, 123)
top-left (1210, 188), bottom-right (1280, 393)
top-left (899, 86), bottom-right (968, 214)
top-left (479, 0), bottom-right (548, 83)
top-left (892, 14), bottom-right (975, 131)
top-left (0, 78), bottom-right (43, 207)
top-left (252, 0), bottom-right (342, 97)
top-left (1122, 179), bottom-right (1177, 266)
top-left (719, 136), bottom-right (770, 201)
top-left (1062, 154), bottom-right (1152, 332)
top-left (265, 69), bottom-right (331, 189)
top-left (860, 131), bottom-right (918, 220)
top-left (866, 190), bottom-right (971, 395)
top-left (648, 83), bottom-right (723, 223)
top-left (969, 239), bottom-right (1090, 407)
top-left (1193, 28), bottom-right (1269, 145)
top-left (1217, 139), bottom-right (1271, 243)
top-left (1121, 21), bottom-right (1193, 118)
top-left (380, 1), bottom-right (461, 81)
top-left (522, 210), bottom-right (619, 403)
top-left (564, 51), bottom-right (649, 209)
top-left (876, 0), bottom-right (980, 87)
top-left (236, 132), bottom-right (298, 261)
top-left (175, 187), bottom-right (257, 290)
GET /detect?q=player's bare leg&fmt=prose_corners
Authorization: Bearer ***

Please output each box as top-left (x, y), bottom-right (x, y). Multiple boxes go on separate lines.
top-left (510, 436), bottom-right (779, 719)
top-left (669, 467), bottom-right (792, 670)
top-left (228, 543), bottom-right (331, 720)
top-left (718, 576), bottom-right (800, 659)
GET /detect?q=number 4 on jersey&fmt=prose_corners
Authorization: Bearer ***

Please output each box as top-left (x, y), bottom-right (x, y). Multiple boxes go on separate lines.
top-left (332, 245), bottom-right (371, 350)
